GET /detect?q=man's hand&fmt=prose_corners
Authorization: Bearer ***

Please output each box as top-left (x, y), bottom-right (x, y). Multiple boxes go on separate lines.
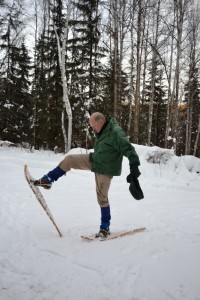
top-left (126, 165), bottom-right (141, 183)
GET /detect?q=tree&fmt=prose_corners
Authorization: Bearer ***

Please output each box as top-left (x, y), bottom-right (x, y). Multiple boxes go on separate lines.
top-left (32, 0), bottom-right (67, 151)
top-left (132, 0), bottom-right (146, 144)
top-left (66, 0), bottom-right (105, 145)
top-left (183, 4), bottom-right (200, 156)
top-left (51, 0), bottom-right (73, 152)
top-left (147, 0), bottom-right (161, 146)
top-left (170, 0), bottom-right (191, 153)
top-left (0, 2), bottom-right (32, 144)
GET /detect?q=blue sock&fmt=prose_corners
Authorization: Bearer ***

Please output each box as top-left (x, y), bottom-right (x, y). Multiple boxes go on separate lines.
top-left (45, 166), bottom-right (65, 182)
top-left (100, 206), bottom-right (111, 229)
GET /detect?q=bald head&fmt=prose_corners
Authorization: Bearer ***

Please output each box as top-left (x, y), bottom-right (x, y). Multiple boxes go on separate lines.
top-left (89, 112), bottom-right (106, 133)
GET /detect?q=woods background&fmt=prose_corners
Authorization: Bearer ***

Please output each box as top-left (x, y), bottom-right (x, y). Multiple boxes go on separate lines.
top-left (0, 0), bottom-right (200, 157)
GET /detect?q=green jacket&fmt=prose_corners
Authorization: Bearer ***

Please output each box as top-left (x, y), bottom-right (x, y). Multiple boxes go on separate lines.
top-left (89, 118), bottom-right (140, 176)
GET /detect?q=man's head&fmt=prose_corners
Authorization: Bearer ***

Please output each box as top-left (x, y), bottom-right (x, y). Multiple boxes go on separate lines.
top-left (89, 112), bottom-right (106, 133)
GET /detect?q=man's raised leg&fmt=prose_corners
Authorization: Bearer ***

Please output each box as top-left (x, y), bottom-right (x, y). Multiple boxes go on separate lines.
top-left (34, 154), bottom-right (91, 189)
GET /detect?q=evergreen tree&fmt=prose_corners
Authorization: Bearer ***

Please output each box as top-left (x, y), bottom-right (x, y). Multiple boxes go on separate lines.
top-left (33, 1), bottom-right (64, 150)
top-left (0, 4), bottom-right (32, 144)
top-left (32, 31), bottom-right (50, 149)
top-left (101, 55), bottom-right (130, 132)
top-left (67, 0), bottom-right (106, 145)
top-left (0, 43), bottom-right (32, 144)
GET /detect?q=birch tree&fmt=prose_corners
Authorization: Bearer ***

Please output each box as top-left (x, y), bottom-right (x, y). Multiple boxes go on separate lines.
top-left (132, 0), bottom-right (144, 143)
top-left (113, 0), bottom-right (119, 117)
top-left (170, 0), bottom-right (190, 152)
top-left (164, 12), bottom-right (176, 148)
top-left (50, 0), bottom-right (72, 153)
top-left (147, 0), bottom-right (161, 146)
top-left (127, 0), bottom-right (148, 140)
top-left (184, 3), bottom-right (200, 155)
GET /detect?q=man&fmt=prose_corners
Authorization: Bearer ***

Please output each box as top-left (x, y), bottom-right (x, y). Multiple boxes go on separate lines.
top-left (34, 112), bottom-right (142, 238)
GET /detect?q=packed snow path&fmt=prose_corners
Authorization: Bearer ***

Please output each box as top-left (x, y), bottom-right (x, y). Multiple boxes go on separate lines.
top-left (0, 145), bottom-right (200, 300)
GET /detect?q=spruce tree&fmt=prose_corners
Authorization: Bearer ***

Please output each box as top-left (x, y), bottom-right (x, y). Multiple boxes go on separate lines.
top-left (0, 43), bottom-right (32, 144)
top-left (101, 55), bottom-right (130, 132)
top-left (67, 0), bottom-right (106, 145)
top-left (33, 1), bottom-right (64, 150)
top-left (0, 4), bottom-right (32, 145)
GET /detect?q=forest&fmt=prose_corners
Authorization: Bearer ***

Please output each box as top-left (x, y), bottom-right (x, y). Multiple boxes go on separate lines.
top-left (0, 0), bottom-right (200, 157)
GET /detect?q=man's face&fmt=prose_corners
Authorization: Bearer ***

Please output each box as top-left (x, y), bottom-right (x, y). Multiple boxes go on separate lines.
top-left (89, 117), bottom-right (104, 133)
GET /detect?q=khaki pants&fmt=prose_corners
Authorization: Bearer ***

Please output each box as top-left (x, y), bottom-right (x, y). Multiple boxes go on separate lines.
top-left (59, 154), bottom-right (112, 207)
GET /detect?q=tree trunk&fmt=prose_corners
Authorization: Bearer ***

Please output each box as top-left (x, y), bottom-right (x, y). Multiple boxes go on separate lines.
top-left (127, 22), bottom-right (134, 137)
top-left (147, 0), bottom-right (160, 146)
top-left (54, 0), bottom-right (72, 153)
top-left (33, 0), bottom-right (38, 149)
top-left (113, 0), bottom-right (118, 117)
top-left (164, 16), bottom-right (175, 148)
top-left (133, 0), bottom-right (143, 144)
top-left (170, 0), bottom-right (189, 152)
top-left (193, 115), bottom-right (200, 157)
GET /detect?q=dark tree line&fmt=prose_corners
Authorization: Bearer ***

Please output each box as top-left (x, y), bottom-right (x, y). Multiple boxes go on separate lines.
top-left (0, 0), bottom-right (200, 157)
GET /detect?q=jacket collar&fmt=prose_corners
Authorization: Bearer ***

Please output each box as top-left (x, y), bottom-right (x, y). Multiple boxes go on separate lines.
top-left (96, 119), bottom-right (109, 138)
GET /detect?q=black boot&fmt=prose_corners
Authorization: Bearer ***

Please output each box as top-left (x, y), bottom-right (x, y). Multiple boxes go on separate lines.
top-left (95, 228), bottom-right (110, 239)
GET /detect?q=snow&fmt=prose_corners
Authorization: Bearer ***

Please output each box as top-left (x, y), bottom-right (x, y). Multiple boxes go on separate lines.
top-left (0, 144), bottom-right (200, 300)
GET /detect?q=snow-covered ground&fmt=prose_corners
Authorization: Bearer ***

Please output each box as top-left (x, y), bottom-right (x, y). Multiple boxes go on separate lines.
top-left (0, 144), bottom-right (200, 300)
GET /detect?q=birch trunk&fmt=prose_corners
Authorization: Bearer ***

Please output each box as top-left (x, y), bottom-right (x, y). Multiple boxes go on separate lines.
top-left (53, 0), bottom-right (72, 153)
top-left (141, 23), bottom-right (149, 107)
top-left (164, 17), bottom-right (175, 148)
top-left (127, 23), bottom-right (134, 136)
top-left (185, 8), bottom-right (198, 155)
top-left (147, 0), bottom-right (160, 146)
top-left (171, 0), bottom-right (189, 152)
top-left (185, 77), bottom-right (192, 155)
top-left (133, 0), bottom-right (143, 144)
top-left (113, 0), bottom-right (118, 117)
